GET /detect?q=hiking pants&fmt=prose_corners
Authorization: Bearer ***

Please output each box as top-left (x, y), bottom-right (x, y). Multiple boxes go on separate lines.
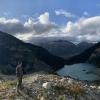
top-left (17, 77), bottom-right (22, 89)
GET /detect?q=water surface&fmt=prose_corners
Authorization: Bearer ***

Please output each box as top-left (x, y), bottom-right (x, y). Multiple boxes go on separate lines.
top-left (57, 63), bottom-right (100, 81)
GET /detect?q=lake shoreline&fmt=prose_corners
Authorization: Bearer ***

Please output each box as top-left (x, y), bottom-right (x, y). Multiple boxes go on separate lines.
top-left (57, 63), bottom-right (100, 81)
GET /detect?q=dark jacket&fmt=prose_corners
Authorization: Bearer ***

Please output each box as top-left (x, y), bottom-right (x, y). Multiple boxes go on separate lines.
top-left (16, 65), bottom-right (23, 77)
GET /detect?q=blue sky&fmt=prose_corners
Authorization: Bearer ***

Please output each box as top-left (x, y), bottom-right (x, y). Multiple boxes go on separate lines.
top-left (0, 0), bottom-right (100, 43)
top-left (0, 0), bottom-right (100, 23)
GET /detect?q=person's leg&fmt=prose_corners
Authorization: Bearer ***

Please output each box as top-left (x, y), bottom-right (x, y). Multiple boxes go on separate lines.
top-left (17, 77), bottom-right (20, 92)
top-left (19, 77), bottom-right (22, 89)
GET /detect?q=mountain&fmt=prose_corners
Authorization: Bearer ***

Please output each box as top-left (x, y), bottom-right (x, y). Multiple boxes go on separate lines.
top-left (67, 42), bottom-right (100, 67)
top-left (32, 37), bottom-right (94, 58)
top-left (0, 31), bottom-right (67, 74)
top-left (77, 42), bottom-right (94, 53)
top-left (88, 44), bottom-right (100, 67)
top-left (32, 38), bottom-right (77, 58)
top-left (0, 31), bottom-right (99, 75)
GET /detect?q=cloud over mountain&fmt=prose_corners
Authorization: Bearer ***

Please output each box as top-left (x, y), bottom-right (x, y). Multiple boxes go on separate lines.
top-left (0, 12), bottom-right (58, 41)
top-left (0, 12), bottom-right (100, 43)
top-left (64, 16), bottom-right (100, 42)
top-left (0, 18), bottom-right (31, 35)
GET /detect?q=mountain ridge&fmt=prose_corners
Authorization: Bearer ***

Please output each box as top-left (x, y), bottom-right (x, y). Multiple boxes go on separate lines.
top-left (32, 37), bottom-right (94, 58)
top-left (0, 31), bottom-right (100, 75)
top-left (0, 31), bottom-right (67, 74)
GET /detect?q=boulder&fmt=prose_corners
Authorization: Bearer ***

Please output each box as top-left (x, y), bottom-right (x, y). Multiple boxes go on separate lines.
top-left (42, 82), bottom-right (52, 89)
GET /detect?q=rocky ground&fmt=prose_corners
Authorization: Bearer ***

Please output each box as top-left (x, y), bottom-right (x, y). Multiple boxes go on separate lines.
top-left (0, 72), bottom-right (100, 100)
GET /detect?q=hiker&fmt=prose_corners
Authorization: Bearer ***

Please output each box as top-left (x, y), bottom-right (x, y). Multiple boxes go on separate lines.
top-left (16, 61), bottom-right (23, 91)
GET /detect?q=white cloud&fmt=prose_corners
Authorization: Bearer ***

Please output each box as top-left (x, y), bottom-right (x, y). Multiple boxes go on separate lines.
top-left (16, 33), bottom-right (34, 41)
top-left (63, 16), bottom-right (100, 42)
top-left (0, 17), bottom-right (32, 34)
top-left (24, 12), bottom-right (58, 36)
top-left (38, 12), bottom-right (50, 24)
top-left (0, 12), bottom-right (58, 41)
top-left (0, 12), bottom-right (100, 43)
top-left (55, 9), bottom-right (76, 18)
top-left (0, 17), bottom-right (19, 23)
top-left (0, 12), bottom-right (57, 34)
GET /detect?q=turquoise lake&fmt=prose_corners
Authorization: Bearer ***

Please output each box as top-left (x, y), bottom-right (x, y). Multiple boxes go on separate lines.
top-left (57, 63), bottom-right (100, 81)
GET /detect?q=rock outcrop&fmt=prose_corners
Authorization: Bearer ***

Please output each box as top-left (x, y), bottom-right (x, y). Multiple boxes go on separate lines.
top-left (0, 73), bottom-right (100, 100)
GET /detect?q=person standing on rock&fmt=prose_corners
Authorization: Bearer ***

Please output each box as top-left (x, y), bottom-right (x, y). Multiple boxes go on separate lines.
top-left (16, 61), bottom-right (23, 92)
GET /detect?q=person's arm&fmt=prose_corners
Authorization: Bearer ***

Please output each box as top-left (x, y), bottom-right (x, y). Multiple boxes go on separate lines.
top-left (16, 67), bottom-right (19, 77)
top-left (21, 67), bottom-right (23, 76)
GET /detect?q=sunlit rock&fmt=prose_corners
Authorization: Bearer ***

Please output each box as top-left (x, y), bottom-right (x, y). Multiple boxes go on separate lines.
top-left (42, 82), bottom-right (52, 89)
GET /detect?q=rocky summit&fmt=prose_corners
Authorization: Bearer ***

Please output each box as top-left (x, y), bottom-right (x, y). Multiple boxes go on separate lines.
top-left (0, 72), bottom-right (100, 100)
